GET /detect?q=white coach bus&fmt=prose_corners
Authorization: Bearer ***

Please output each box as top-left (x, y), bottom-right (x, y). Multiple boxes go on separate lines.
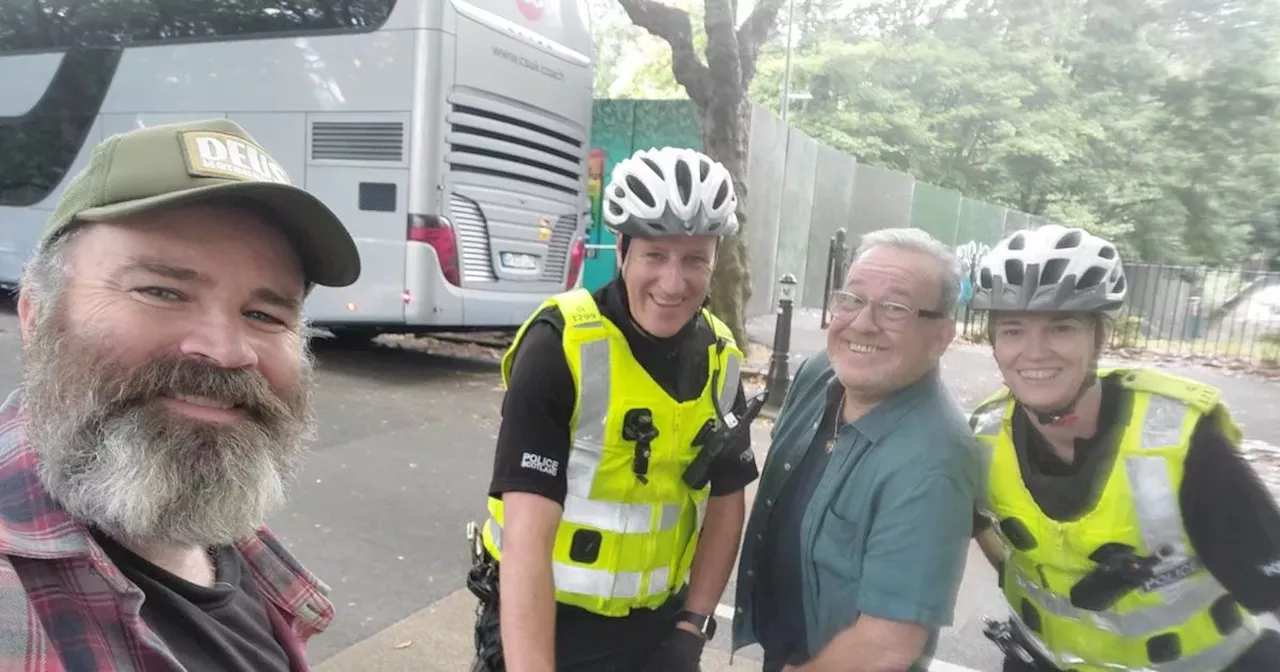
top-left (0, 0), bottom-right (594, 340)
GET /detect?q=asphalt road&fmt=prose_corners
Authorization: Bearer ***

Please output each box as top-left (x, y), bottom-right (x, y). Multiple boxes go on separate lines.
top-left (0, 297), bottom-right (1273, 672)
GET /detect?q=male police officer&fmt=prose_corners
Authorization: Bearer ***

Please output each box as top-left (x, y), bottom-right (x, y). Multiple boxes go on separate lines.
top-left (470, 147), bottom-right (759, 672)
top-left (969, 225), bottom-right (1280, 671)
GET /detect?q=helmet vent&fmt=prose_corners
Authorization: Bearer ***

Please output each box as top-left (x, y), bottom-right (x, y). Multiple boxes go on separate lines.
top-left (980, 267), bottom-right (993, 289)
top-left (1008, 233), bottom-right (1026, 250)
top-left (713, 181), bottom-right (730, 208)
top-left (1041, 258), bottom-right (1067, 286)
top-left (626, 175), bottom-right (656, 208)
top-left (1005, 259), bottom-right (1025, 286)
top-left (1055, 230), bottom-right (1082, 249)
top-left (641, 157), bottom-right (663, 176)
top-left (1099, 245), bottom-right (1117, 259)
top-left (1079, 266), bottom-right (1106, 289)
top-left (675, 160), bottom-right (694, 202)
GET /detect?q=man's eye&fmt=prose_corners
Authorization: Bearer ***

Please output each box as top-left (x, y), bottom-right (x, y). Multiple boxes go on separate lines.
top-left (137, 287), bottom-right (182, 301)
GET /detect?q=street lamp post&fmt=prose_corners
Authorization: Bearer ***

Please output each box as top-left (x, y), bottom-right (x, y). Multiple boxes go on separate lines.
top-left (765, 273), bottom-right (798, 410)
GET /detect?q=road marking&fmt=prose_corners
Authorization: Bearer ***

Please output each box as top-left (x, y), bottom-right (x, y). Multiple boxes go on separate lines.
top-left (714, 603), bottom-right (981, 672)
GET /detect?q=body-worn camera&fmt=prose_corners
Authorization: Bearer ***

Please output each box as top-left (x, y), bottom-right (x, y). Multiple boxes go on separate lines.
top-left (623, 408), bottom-right (659, 484)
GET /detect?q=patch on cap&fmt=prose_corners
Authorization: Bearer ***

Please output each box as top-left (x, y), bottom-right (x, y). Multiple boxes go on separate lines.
top-left (179, 131), bottom-right (292, 185)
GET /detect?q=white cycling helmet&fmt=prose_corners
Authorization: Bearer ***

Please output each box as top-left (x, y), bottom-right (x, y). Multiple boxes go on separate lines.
top-left (603, 147), bottom-right (739, 238)
top-left (972, 224), bottom-right (1127, 315)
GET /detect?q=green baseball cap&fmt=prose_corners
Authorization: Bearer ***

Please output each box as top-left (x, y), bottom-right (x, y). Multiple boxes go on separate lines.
top-left (41, 118), bottom-right (360, 287)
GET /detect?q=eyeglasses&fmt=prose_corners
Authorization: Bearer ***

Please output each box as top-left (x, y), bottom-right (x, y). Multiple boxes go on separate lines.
top-left (828, 290), bottom-right (947, 324)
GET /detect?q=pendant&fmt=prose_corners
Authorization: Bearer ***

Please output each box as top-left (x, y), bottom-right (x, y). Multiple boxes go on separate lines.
top-left (824, 438), bottom-right (835, 453)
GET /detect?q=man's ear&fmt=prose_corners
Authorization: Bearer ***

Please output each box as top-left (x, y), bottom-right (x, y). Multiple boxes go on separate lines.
top-left (17, 287), bottom-right (35, 342)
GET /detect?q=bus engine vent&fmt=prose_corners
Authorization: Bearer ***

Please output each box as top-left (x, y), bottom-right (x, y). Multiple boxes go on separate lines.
top-left (311, 122), bottom-right (404, 162)
top-left (445, 90), bottom-right (585, 198)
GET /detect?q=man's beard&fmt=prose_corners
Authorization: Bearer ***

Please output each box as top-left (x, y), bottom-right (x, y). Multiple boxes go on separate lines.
top-left (20, 307), bottom-right (317, 549)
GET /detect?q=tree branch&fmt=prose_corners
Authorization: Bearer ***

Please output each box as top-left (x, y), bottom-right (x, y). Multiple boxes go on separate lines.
top-left (705, 0), bottom-right (741, 96)
top-left (736, 0), bottom-right (786, 86)
top-left (616, 0), bottom-right (713, 106)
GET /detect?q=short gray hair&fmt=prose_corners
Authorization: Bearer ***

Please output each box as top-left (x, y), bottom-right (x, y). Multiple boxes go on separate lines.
top-left (21, 228), bottom-right (83, 322)
top-left (849, 227), bottom-right (962, 312)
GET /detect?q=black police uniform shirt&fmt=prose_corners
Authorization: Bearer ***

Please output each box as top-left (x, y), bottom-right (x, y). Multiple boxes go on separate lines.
top-left (90, 529), bottom-right (291, 671)
top-left (487, 277), bottom-right (760, 655)
top-left (974, 373), bottom-right (1280, 669)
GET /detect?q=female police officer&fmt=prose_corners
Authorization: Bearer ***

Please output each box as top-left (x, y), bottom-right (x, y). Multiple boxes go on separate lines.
top-left (969, 224), bottom-right (1280, 671)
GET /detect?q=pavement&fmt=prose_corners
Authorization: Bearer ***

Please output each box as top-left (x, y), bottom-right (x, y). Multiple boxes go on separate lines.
top-left (0, 298), bottom-right (1272, 672)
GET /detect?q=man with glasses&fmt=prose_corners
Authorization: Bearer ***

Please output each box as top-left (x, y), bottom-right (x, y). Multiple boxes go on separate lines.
top-left (731, 228), bottom-right (981, 671)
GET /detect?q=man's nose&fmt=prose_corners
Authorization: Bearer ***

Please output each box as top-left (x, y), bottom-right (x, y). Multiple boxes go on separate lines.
top-left (844, 303), bottom-right (881, 333)
top-left (178, 311), bottom-right (259, 370)
top-left (657, 262), bottom-right (685, 294)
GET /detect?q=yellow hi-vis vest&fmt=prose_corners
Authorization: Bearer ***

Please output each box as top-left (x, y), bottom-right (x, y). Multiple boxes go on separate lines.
top-left (970, 368), bottom-right (1261, 672)
top-left (481, 288), bottom-right (743, 617)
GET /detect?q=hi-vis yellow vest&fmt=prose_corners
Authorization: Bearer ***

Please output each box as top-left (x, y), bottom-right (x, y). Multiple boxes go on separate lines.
top-left (970, 368), bottom-right (1261, 672)
top-left (481, 288), bottom-right (743, 617)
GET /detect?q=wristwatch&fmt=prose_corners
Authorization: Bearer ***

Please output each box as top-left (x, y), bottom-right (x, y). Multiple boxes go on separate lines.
top-left (677, 610), bottom-right (717, 641)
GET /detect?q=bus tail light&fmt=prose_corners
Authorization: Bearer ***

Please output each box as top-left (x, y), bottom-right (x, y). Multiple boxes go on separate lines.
top-left (408, 214), bottom-right (460, 287)
top-left (567, 237), bottom-right (587, 289)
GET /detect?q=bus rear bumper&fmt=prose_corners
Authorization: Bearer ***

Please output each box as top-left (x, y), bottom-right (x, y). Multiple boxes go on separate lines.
top-left (402, 243), bottom-right (552, 330)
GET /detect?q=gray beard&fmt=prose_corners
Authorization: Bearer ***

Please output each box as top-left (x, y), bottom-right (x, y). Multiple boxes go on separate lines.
top-left (20, 305), bottom-right (317, 549)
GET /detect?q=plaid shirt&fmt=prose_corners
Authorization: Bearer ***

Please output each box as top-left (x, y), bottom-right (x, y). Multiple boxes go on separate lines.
top-left (0, 390), bottom-right (335, 671)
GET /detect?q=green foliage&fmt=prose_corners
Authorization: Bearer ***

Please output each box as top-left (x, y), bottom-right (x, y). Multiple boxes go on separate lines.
top-left (595, 0), bottom-right (1280, 266)
top-left (757, 0), bottom-right (1280, 266)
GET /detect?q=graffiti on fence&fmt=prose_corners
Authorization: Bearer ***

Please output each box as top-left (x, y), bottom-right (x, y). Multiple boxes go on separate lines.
top-left (954, 240), bottom-right (992, 308)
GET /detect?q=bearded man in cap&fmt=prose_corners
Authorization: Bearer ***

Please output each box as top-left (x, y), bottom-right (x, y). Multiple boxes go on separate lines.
top-left (0, 119), bottom-right (360, 670)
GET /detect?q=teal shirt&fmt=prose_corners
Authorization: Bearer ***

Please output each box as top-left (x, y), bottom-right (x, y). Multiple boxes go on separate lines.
top-left (731, 352), bottom-right (980, 669)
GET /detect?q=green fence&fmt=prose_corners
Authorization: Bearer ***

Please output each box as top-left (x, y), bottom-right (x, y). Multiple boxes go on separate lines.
top-left (583, 99), bottom-right (1057, 309)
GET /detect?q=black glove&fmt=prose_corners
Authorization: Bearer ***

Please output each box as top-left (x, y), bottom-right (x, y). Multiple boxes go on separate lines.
top-left (643, 627), bottom-right (705, 672)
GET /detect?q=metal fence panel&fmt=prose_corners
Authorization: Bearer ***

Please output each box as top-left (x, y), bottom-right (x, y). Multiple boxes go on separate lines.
top-left (955, 198), bottom-right (1007, 248)
top-left (745, 103), bottom-right (788, 317)
top-left (803, 144), bottom-right (858, 309)
top-left (849, 164), bottom-right (916, 258)
top-left (910, 182), bottom-right (962, 246)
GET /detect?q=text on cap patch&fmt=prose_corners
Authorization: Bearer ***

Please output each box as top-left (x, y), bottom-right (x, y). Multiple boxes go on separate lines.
top-left (179, 131), bottom-right (292, 185)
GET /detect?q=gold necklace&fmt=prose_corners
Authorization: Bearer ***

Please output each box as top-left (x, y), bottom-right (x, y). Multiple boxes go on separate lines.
top-left (825, 392), bottom-right (846, 453)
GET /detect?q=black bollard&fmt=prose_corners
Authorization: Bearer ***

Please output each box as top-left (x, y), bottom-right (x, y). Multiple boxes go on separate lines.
top-left (765, 274), bottom-right (798, 411)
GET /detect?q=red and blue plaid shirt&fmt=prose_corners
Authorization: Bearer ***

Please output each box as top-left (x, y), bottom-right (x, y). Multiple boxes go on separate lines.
top-left (0, 391), bottom-right (335, 671)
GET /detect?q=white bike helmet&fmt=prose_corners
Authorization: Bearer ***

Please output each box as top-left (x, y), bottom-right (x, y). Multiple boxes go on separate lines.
top-left (972, 224), bottom-right (1127, 315)
top-left (603, 147), bottom-right (739, 238)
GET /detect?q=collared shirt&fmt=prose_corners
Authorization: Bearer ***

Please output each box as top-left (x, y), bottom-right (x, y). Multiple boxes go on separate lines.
top-left (733, 351), bottom-right (980, 669)
top-left (0, 390), bottom-right (334, 671)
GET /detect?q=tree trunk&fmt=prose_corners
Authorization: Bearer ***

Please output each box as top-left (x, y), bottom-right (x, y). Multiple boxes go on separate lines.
top-left (615, 0), bottom-right (785, 348)
top-left (699, 99), bottom-right (753, 348)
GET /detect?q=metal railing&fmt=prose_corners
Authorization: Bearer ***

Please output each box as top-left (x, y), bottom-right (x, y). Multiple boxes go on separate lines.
top-left (819, 230), bottom-right (1280, 366)
top-left (956, 262), bottom-right (1280, 365)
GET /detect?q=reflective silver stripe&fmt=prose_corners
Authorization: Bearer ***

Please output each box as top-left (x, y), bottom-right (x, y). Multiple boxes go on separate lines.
top-left (649, 566), bottom-right (671, 595)
top-left (552, 565), bottom-right (673, 600)
top-left (566, 338), bottom-right (611, 500)
top-left (1140, 394), bottom-right (1189, 450)
top-left (1011, 565), bottom-right (1228, 636)
top-left (562, 496), bottom-right (682, 534)
top-left (486, 517), bottom-right (503, 550)
top-left (1126, 455), bottom-right (1185, 560)
top-left (1015, 611), bottom-right (1259, 672)
top-left (973, 403), bottom-right (1005, 437)
top-left (554, 564), bottom-right (641, 599)
top-left (716, 352), bottom-right (741, 418)
top-left (659, 502), bottom-right (683, 532)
